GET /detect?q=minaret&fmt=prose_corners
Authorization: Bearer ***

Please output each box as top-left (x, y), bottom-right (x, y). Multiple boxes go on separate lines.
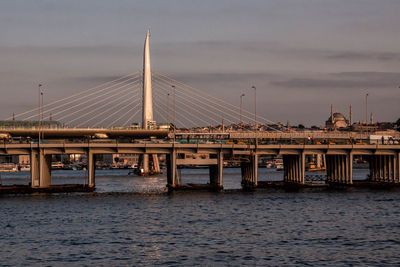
top-left (142, 29), bottom-right (153, 129)
top-left (349, 105), bottom-right (352, 125)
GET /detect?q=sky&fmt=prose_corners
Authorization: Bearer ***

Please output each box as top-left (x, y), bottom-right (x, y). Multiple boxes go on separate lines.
top-left (1, 0), bottom-right (399, 126)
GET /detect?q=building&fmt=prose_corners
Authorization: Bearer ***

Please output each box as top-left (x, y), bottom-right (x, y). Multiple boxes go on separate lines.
top-left (326, 113), bottom-right (349, 129)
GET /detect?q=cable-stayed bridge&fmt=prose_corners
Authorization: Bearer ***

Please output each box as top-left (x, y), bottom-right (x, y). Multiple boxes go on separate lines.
top-left (4, 70), bottom-right (281, 131)
top-left (1, 31), bottom-right (400, 194)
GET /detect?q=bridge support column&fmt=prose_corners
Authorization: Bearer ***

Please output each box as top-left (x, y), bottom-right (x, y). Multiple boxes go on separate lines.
top-left (40, 153), bottom-right (52, 188)
top-left (137, 154), bottom-right (161, 176)
top-left (369, 155), bottom-right (397, 183)
top-left (167, 150), bottom-right (177, 189)
top-left (143, 154), bottom-right (149, 174)
top-left (396, 152), bottom-right (400, 183)
top-left (283, 153), bottom-right (304, 184)
top-left (326, 154), bottom-right (352, 184)
top-left (30, 149), bottom-right (51, 188)
top-left (241, 153), bottom-right (258, 189)
top-left (209, 150), bottom-right (223, 190)
top-left (88, 151), bottom-right (96, 188)
top-left (397, 152), bottom-right (400, 183)
top-left (30, 150), bottom-right (39, 187)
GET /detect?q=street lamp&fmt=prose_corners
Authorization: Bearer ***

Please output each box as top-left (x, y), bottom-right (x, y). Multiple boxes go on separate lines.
top-left (240, 93), bottom-right (245, 124)
top-left (172, 85), bottom-right (176, 132)
top-left (38, 84), bottom-right (42, 128)
top-left (37, 83), bottom-right (42, 186)
top-left (38, 84), bottom-right (43, 142)
top-left (252, 86), bottom-right (257, 130)
top-left (365, 92), bottom-right (369, 125)
top-left (167, 93), bottom-right (170, 128)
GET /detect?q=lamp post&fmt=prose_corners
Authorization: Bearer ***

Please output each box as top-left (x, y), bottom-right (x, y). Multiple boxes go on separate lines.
top-left (38, 84), bottom-right (42, 142)
top-left (172, 85), bottom-right (176, 134)
top-left (167, 93), bottom-right (170, 128)
top-left (252, 86), bottom-right (257, 130)
top-left (365, 93), bottom-right (369, 125)
top-left (37, 84), bottom-right (42, 186)
top-left (41, 90), bottom-right (44, 140)
top-left (240, 93), bottom-right (245, 124)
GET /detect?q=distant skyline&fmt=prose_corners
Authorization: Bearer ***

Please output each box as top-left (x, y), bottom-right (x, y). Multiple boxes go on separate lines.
top-left (1, 0), bottom-right (399, 126)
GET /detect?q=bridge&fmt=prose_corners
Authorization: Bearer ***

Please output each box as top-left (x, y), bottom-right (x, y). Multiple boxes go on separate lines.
top-left (1, 140), bottom-right (400, 191)
top-left (1, 30), bottom-right (400, 193)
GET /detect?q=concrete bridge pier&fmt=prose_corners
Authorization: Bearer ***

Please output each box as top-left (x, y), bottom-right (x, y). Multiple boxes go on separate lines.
top-left (30, 149), bottom-right (51, 188)
top-left (283, 153), bottom-right (305, 184)
top-left (137, 154), bottom-right (161, 176)
top-left (368, 155), bottom-right (398, 183)
top-left (166, 150), bottom-right (177, 189)
top-left (209, 150), bottom-right (223, 190)
top-left (241, 154), bottom-right (258, 189)
top-left (326, 154), bottom-right (353, 184)
top-left (88, 151), bottom-right (96, 188)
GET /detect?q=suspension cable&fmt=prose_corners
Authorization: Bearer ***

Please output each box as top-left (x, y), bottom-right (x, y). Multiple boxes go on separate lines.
top-left (93, 93), bottom-right (140, 128)
top-left (152, 86), bottom-right (220, 126)
top-left (65, 84), bottom-right (141, 126)
top-left (59, 82), bottom-right (140, 123)
top-left (154, 72), bottom-right (284, 131)
top-left (23, 75), bottom-right (141, 121)
top-left (7, 71), bottom-right (140, 120)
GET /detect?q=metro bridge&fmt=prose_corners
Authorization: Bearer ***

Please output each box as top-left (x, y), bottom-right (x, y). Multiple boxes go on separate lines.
top-left (1, 30), bottom-right (400, 193)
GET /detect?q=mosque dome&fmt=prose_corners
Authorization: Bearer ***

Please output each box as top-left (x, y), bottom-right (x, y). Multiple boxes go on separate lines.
top-left (326, 112), bottom-right (348, 129)
top-left (330, 113), bottom-right (346, 121)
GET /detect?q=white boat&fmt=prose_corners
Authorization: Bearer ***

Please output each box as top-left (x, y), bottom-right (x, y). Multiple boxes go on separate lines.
top-left (19, 165), bottom-right (31, 172)
top-left (0, 163), bottom-right (18, 172)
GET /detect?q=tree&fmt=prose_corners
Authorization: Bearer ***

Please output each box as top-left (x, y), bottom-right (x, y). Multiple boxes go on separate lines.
top-left (298, 124), bottom-right (305, 129)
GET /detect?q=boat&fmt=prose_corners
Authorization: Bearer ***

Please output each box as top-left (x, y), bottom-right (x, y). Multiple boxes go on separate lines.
top-left (19, 165), bottom-right (30, 172)
top-left (305, 162), bottom-right (326, 172)
top-left (0, 163), bottom-right (18, 172)
top-left (51, 162), bottom-right (64, 170)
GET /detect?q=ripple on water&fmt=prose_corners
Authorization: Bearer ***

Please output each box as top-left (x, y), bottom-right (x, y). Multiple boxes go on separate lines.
top-left (1, 169), bottom-right (400, 265)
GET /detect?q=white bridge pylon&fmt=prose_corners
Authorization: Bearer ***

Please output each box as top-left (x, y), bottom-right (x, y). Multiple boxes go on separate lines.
top-left (138, 30), bottom-right (161, 176)
top-left (142, 29), bottom-right (153, 130)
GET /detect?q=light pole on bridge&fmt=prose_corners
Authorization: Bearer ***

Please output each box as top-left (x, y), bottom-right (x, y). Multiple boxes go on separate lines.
top-left (172, 85), bottom-right (176, 133)
top-left (37, 83), bottom-right (42, 187)
top-left (38, 84), bottom-right (43, 141)
top-left (365, 92), bottom-right (369, 125)
top-left (240, 93), bottom-right (245, 125)
top-left (252, 86), bottom-right (257, 130)
top-left (167, 93), bottom-right (170, 127)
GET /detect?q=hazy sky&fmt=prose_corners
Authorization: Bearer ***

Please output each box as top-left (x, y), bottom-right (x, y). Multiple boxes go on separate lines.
top-left (1, 0), bottom-right (399, 126)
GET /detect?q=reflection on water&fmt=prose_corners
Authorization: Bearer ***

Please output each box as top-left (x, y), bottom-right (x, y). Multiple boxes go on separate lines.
top-left (1, 168), bottom-right (399, 266)
top-left (0, 168), bottom-right (371, 191)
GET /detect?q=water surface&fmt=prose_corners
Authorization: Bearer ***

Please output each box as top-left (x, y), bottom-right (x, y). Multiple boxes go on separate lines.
top-left (1, 168), bottom-right (399, 266)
